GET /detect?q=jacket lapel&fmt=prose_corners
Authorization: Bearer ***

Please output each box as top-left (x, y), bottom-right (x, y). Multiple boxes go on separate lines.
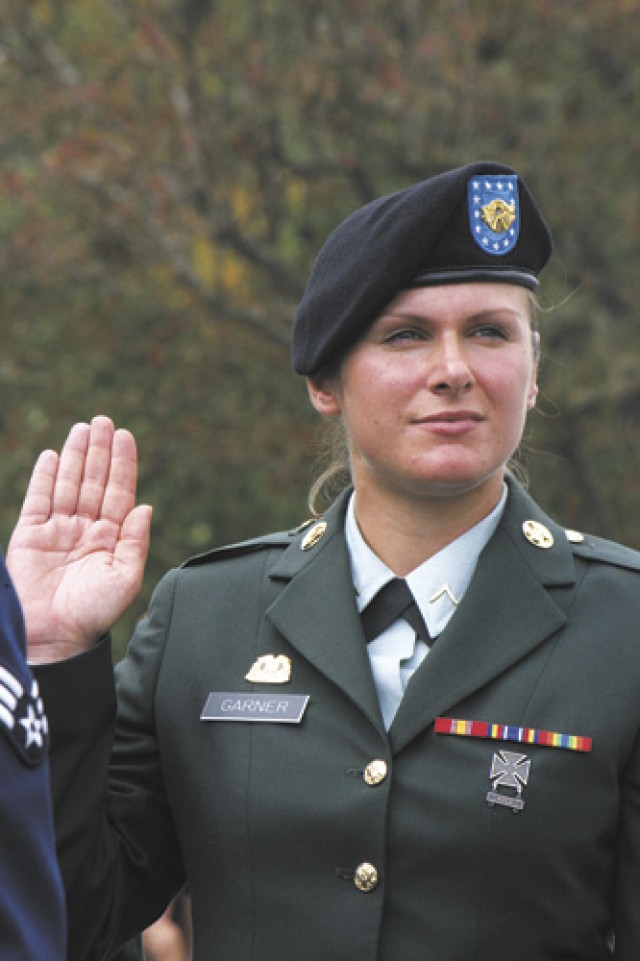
top-left (390, 482), bottom-right (579, 753)
top-left (265, 493), bottom-right (384, 732)
top-left (263, 482), bottom-right (579, 750)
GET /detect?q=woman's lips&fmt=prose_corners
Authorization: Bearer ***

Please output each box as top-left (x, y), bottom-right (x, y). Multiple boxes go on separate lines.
top-left (412, 411), bottom-right (484, 436)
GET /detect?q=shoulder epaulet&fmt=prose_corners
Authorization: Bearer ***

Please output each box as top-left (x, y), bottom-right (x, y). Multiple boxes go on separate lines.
top-left (181, 524), bottom-right (310, 569)
top-left (564, 528), bottom-right (640, 573)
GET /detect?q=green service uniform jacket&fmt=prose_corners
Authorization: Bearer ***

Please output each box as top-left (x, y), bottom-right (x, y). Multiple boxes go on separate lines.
top-left (38, 480), bottom-right (640, 961)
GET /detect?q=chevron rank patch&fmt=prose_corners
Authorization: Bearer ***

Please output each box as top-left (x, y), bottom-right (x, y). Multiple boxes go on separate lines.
top-left (0, 663), bottom-right (49, 765)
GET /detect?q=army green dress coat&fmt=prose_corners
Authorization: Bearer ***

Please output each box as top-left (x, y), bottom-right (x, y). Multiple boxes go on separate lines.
top-left (38, 479), bottom-right (640, 961)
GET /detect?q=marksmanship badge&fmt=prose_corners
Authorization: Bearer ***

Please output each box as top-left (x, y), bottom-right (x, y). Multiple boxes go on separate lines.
top-left (468, 174), bottom-right (519, 256)
top-left (486, 749), bottom-right (531, 813)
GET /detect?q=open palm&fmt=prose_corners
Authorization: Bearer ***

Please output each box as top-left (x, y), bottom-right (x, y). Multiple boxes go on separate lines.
top-left (7, 416), bottom-right (152, 662)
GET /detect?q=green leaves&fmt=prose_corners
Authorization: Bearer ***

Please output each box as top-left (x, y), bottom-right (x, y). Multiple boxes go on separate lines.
top-left (1, 0), bottom-right (639, 654)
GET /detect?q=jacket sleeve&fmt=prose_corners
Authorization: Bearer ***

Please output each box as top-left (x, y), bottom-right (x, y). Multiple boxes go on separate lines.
top-left (36, 569), bottom-right (185, 961)
top-left (614, 726), bottom-right (640, 958)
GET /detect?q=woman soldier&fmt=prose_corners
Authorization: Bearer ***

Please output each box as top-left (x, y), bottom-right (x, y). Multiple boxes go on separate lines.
top-left (8, 161), bottom-right (640, 960)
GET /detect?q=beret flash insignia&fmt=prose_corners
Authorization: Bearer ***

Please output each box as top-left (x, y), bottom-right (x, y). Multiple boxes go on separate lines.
top-left (468, 174), bottom-right (520, 256)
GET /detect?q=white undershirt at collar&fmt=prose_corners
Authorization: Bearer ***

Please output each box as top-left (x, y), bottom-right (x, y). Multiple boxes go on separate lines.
top-left (345, 485), bottom-right (507, 729)
top-left (346, 484), bottom-right (507, 638)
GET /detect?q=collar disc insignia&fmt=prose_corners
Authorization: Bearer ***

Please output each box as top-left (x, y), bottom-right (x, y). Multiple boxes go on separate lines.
top-left (301, 521), bottom-right (327, 551)
top-left (522, 519), bottom-right (554, 549)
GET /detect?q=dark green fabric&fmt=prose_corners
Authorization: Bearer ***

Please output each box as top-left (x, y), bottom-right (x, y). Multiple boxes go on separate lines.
top-left (38, 480), bottom-right (640, 960)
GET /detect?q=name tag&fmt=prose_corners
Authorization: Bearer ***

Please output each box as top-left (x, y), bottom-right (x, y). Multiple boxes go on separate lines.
top-left (201, 692), bottom-right (309, 724)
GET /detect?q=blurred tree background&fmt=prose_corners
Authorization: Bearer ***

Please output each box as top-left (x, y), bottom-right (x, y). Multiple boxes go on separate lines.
top-left (1, 0), bottom-right (639, 653)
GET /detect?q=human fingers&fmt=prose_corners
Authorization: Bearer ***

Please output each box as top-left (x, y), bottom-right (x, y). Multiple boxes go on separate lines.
top-left (76, 416), bottom-right (119, 519)
top-left (17, 450), bottom-right (60, 524)
top-left (100, 426), bottom-right (141, 526)
top-left (50, 421), bottom-right (93, 516)
top-left (114, 504), bottom-right (153, 592)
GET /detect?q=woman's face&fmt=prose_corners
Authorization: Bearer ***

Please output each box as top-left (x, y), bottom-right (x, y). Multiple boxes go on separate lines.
top-left (307, 282), bottom-right (538, 508)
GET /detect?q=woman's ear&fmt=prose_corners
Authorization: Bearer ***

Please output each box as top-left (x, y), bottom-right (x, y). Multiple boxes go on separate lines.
top-left (527, 331), bottom-right (540, 410)
top-left (306, 376), bottom-right (342, 416)
top-left (532, 330), bottom-right (541, 365)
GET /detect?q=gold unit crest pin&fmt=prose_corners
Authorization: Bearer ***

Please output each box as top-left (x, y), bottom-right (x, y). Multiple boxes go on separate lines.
top-left (245, 654), bottom-right (292, 685)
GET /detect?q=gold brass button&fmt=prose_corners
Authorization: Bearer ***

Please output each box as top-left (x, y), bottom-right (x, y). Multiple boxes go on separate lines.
top-left (565, 528), bottom-right (585, 544)
top-left (354, 862), bottom-right (379, 893)
top-left (522, 519), bottom-right (554, 549)
top-left (363, 759), bottom-right (388, 786)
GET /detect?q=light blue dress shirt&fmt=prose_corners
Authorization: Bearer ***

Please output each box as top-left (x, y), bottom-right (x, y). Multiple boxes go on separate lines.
top-left (346, 486), bottom-right (507, 729)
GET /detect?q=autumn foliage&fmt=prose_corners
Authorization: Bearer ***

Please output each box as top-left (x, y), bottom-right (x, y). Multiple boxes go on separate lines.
top-left (1, 0), bottom-right (639, 649)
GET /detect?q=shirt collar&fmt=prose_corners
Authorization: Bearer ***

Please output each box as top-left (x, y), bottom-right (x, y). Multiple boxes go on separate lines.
top-left (346, 484), bottom-right (508, 637)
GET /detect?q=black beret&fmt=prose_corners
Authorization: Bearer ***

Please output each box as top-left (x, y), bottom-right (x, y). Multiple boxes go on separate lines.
top-left (292, 161), bottom-right (553, 375)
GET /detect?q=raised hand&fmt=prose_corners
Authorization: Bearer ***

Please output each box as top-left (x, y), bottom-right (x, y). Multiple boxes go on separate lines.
top-left (7, 416), bottom-right (152, 663)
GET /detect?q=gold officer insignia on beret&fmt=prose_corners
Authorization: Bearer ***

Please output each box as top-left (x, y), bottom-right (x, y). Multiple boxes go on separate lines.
top-left (245, 654), bottom-right (292, 685)
top-left (301, 521), bottom-right (327, 551)
top-left (565, 529), bottom-right (585, 544)
top-left (522, 519), bottom-right (554, 549)
top-left (481, 198), bottom-right (516, 234)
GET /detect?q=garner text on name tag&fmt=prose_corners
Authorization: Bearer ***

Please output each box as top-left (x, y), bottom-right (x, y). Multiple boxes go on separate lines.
top-left (201, 692), bottom-right (309, 724)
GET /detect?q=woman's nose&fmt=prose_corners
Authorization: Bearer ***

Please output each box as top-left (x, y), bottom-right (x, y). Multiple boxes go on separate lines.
top-left (427, 338), bottom-right (474, 393)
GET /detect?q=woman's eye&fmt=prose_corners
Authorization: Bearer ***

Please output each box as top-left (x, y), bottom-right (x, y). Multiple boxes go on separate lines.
top-left (469, 325), bottom-right (508, 340)
top-left (385, 328), bottom-right (425, 343)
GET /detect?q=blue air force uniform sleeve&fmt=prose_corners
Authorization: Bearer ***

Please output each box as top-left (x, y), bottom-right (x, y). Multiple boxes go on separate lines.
top-left (0, 550), bottom-right (66, 960)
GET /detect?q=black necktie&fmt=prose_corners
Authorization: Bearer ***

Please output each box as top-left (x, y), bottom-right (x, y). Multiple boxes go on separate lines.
top-left (360, 578), bottom-right (430, 646)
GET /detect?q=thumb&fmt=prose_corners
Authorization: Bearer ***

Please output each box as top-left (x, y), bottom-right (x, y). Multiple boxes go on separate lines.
top-left (114, 504), bottom-right (153, 588)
